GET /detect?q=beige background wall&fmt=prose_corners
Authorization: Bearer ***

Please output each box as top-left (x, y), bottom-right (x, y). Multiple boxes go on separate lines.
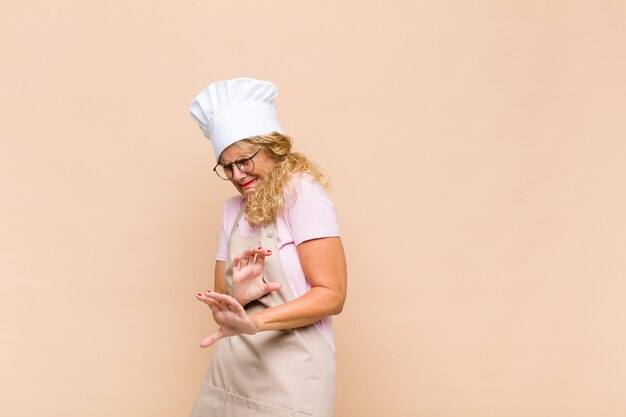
top-left (1, 1), bottom-right (625, 416)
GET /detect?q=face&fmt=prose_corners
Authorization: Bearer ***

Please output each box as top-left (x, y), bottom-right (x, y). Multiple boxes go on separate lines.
top-left (218, 142), bottom-right (275, 196)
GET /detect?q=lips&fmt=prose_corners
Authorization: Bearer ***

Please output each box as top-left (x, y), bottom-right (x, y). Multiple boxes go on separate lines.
top-left (241, 179), bottom-right (256, 188)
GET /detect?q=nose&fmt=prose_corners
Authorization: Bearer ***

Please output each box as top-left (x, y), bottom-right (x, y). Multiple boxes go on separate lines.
top-left (230, 164), bottom-right (247, 181)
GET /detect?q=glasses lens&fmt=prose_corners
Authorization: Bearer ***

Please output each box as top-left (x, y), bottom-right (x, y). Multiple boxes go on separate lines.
top-left (236, 157), bottom-right (255, 173)
top-left (214, 164), bottom-right (233, 180)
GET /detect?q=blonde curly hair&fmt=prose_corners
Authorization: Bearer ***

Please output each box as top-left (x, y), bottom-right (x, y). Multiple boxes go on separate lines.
top-left (230, 131), bottom-right (329, 228)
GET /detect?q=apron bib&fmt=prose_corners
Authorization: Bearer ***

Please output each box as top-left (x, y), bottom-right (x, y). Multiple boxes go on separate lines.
top-left (190, 206), bottom-right (336, 417)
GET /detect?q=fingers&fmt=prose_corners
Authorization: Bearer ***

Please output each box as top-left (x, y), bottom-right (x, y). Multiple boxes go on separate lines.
top-left (196, 291), bottom-right (245, 314)
top-left (200, 329), bottom-right (224, 348)
top-left (254, 280), bottom-right (281, 299)
top-left (265, 281), bottom-right (281, 293)
top-left (195, 291), bottom-right (258, 347)
top-left (196, 291), bottom-right (229, 312)
top-left (206, 291), bottom-right (246, 314)
top-left (233, 246), bottom-right (273, 270)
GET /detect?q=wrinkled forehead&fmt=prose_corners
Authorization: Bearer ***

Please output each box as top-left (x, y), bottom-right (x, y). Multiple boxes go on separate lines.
top-left (218, 139), bottom-right (257, 163)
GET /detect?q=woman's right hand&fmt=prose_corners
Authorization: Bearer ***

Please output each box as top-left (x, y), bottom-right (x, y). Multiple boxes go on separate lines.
top-left (231, 246), bottom-right (281, 306)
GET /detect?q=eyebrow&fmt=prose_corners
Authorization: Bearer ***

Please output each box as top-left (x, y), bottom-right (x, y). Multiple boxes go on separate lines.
top-left (219, 149), bottom-right (258, 165)
top-left (220, 155), bottom-right (241, 167)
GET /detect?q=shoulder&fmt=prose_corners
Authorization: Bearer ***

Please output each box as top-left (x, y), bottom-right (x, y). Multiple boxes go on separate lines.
top-left (282, 174), bottom-right (340, 245)
top-left (223, 194), bottom-right (244, 211)
top-left (220, 194), bottom-right (244, 222)
top-left (284, 174), bottom-right (330, 205)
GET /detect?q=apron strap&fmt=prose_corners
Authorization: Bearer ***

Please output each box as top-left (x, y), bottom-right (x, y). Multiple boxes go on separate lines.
top-left (230, 200), bottom-right (248, 236)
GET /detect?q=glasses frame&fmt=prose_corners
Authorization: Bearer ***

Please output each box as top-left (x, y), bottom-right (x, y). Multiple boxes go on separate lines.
top-left (213, 149), bottom-right (261, 180)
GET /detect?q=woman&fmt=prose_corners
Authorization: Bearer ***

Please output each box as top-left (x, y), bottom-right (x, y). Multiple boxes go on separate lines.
top-left (188, 77), bottom-right (347, 417)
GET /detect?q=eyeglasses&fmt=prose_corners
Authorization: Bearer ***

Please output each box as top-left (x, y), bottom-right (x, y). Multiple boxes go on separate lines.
top-left (213, 149), bottom-right (261, 180)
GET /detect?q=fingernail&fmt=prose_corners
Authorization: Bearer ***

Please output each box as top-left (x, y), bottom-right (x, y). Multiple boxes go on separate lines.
top-left (257, 246), bottom-right (262, 250)
top-left (267, 249), bottom-right (272, 253)
top-left (197, 293), bottom-right (202, 296)
top-left (206, 290), bottom-right (211, 293)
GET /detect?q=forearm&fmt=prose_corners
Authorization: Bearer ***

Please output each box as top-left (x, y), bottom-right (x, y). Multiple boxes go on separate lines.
top-left (251, 286), bottom-right (344, 332)
top-left (212, 261), bottom-right (228, 321)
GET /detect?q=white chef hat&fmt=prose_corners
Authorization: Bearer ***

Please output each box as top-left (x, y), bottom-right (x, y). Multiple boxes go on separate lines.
top-left (189, 77), bottom-right (284, 160)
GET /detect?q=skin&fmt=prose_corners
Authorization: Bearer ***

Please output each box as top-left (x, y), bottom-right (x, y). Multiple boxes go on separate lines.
top-left (219, 143), bottom-right (275, 197)
top-left (196, 141), bottom-right (347, 348)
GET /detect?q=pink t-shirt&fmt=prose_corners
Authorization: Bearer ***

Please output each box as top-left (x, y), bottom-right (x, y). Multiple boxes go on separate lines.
top-left (216, 175), bottom-right (341, 350)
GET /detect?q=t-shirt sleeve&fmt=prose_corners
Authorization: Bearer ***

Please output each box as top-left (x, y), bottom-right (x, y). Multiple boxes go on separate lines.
top-left (284, 177), bottom-right (341, 246)
top-left (216, 196), bottom-right (242, 261)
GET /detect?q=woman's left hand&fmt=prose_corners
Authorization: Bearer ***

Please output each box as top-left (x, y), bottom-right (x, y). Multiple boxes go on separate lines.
top-left (195, 291), bottom-right (259, 348)
top-left (231, 246), bottom-right (281, 306)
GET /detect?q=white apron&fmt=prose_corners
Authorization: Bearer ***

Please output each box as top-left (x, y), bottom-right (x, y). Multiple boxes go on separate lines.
top-left (190, 206), bottom-right (336, 417)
